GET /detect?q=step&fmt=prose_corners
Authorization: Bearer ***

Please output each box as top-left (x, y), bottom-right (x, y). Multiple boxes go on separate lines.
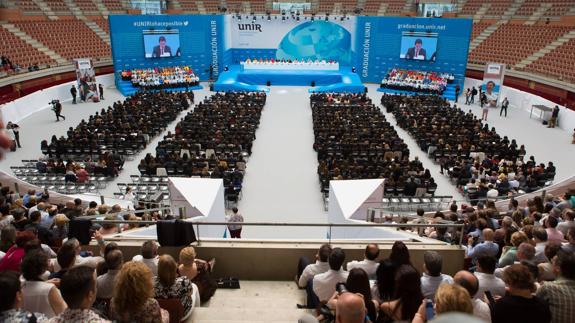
top-left (190, 308), bottom-right (310, 322)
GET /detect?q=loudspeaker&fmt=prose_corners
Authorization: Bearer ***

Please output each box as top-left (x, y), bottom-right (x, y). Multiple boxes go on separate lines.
top-left (311, 81), bottom-right (315, 87)
top-left (266, 81), bottom-right (271, 86)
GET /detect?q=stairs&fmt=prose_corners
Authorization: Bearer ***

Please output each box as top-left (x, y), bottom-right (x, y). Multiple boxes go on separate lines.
top-left (515, 29), bottom-right (575, 69)
top-left (456, 0), bottom-right (468, 14)
top-left (189, 281), bottom-right (312, 323)
top-left (92, 0), bottom-right (111, 17)
top-left (524, 3), bottom-right (552, 25)
top-left (196, 1), bottom-right (207, 14)
top-left (468, 21), bottom-right (504, 52)
top-left (402, 0), bottom-right (416, 13)
top-left (1, 23), bottom-right (68, 64)
top-left (500, 0), bottom-right (525, 21)
top-left (31, 0), bottom-right (57, 20)
top-left (61, 0), bottom-right (110, 46)
top-left (472, 3), bottom-right (491, 22)
top-left (378, 3), bottom-right (389, 16)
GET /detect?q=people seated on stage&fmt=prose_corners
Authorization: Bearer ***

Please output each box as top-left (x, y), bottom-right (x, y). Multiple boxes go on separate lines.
top-left (382, 94), bottom-right (556, 195)
top-left (121, 66), bottom-right (199, 90)
top-left (242, 58), bottom-right (338, 66)
top-left (310, 93), bottom-right (435, 195)
top-left (380, 69), bottom-right (454, 95)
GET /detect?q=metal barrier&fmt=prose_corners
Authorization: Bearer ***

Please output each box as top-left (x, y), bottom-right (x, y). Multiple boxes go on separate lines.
top-left (87, 218), bottom-right (465, 245)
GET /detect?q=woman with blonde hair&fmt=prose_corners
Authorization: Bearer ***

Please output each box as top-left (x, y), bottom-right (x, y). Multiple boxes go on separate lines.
top-left (110, 261), bottom-right (168, 323)
top-left (154, 254), bottom-right (199, 320)
top-left (498, 231), bottom-right (529, 267)
top-left (412, 284), bottom-right (473, 322)
top-left (178, 246), bottom-right (217, 303)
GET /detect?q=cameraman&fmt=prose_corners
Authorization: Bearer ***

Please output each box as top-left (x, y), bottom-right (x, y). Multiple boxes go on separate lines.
top-left (53, 100), bottom-right (65, 121)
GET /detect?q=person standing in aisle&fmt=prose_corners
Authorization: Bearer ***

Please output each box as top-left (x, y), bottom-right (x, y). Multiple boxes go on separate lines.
top-left (500, 98), bottom-right (509, 117)
top-left (70, 85), bottom-right (77, 104)
top-left (455, 84), bottom-right (461, 103)
top-left (98, 84), bottom-right (104, 100)
top-left (226, 207), bottom-right (244, 238)
top-left (54, 101), bottom-right (65, 121)
top-left (6, 122), bottom-right (21, 148)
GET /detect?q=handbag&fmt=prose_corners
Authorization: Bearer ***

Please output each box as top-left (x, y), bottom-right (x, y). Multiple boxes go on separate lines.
top-left (216, 277), bottom-right (240, 289)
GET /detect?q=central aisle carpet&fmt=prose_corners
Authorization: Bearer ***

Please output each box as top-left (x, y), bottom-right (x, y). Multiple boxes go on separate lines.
top-left (237, 87), bottom-right (328, 239)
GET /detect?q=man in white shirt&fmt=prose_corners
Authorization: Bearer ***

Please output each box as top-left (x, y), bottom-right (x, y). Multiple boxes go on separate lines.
top-left (454, 270), bottom-right (491, 322)
top-left (486, 184), bottom-right (499, 201)
top-left (97, 249), bottom-right (123, 299)
top-left (298, 244), bottom-right (331, 288)
top-left (532, 226), bottom-right (549, 264)
top-left (420, 251), bottom-right (453, 299)
top-left (474, 256), bottom-right (506, 299)
top-left (313, 248), bottom-right (349, 302)
top-left (346, 243), bottom-right (379, 280)
top-left (132, 240), bottom-right (159, 275)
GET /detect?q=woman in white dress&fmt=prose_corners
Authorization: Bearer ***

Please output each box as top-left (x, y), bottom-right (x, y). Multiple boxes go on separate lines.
top-left (20, 249), bottom-right (67, 318)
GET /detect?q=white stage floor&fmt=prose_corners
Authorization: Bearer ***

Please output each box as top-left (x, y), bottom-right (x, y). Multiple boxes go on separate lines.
top-left (1, 83), bottom-right (573, 239)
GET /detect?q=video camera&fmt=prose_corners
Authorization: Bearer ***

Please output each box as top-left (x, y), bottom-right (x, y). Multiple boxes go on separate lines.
top-left (318, 283), bottom-right (349, 323)
top-left (49, 99), bottom-right (59, 111)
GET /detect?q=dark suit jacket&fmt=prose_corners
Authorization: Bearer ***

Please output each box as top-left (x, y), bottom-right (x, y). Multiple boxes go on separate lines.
top-left (152, 45), bottom-right (172, 58)
top-left (406, 47), bottom-right (427, 60)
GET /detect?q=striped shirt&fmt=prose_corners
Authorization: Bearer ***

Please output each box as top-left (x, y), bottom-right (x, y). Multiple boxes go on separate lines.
top-left (536, 278), bottom-right (575, 323)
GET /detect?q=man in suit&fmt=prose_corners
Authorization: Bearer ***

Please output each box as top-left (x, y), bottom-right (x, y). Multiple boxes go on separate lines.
top-left (152, 36), bottom-right (172, 58)
top-left (406, 39), bottom-right (426, 60)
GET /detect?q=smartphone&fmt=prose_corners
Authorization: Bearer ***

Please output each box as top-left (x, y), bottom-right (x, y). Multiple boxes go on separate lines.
top-left (425, 299), bottom-right (434, 320)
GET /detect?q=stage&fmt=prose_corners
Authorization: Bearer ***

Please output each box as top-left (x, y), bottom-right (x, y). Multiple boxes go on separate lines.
top-left (213, 64), bottom-right (365, 93)
top-left (116, 79), bottom-right (204, 97)
top-left (377, 83), bottom-right (458, 101)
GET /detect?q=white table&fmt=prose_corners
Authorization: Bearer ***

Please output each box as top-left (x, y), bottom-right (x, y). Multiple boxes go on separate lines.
top-left (241, 61), bottom-right (339, 71)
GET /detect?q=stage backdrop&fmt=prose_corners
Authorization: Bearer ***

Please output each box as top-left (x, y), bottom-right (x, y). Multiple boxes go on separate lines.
top-left (355, 17), bottom-right (473, 84)
top-left (109, 15), bottom-right (472, 87)
top-left (109, 15), bottom-right (225, 83)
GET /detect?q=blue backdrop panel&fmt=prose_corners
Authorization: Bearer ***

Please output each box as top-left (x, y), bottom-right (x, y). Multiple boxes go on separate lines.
top-left (109, 14), bottom-right (225, 93)
top-left (355, 17), bottom-right (472, 88)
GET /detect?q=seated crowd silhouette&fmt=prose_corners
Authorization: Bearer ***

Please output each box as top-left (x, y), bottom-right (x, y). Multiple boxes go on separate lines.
top-left (139, 92), bottom-right (266, 199)
top-left (382, 94), bottom-right (556, 200)
top-left (310, 93), bottom-right (436, 195)
top-left (41, 91), bottom-right (191, 163)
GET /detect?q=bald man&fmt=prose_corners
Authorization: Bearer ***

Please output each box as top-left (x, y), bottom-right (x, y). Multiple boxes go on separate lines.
top-left (346, 243), bottom-right (380, 279)
top-left (336, 293), bottom-right (367, 323)
top-left (454, 270), bottom-right (491, 323)
top-left (467, 228), bottom-right (499, 261)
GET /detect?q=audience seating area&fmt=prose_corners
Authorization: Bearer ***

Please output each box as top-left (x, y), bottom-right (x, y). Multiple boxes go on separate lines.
top-left (0, 26), bottom-right (55, 69)
top-left (139, 92), bottom-right (266, 201)
top-left (469, 24), bottom-right (571, 67)
top-left (383, 94), bottom-right (556, 201)
top-left (310, 93), bottom-right (437, 196)
top-left (524, 37), bottom-right (575, 82)
top-left (14, 20), bottom-right (111, 60)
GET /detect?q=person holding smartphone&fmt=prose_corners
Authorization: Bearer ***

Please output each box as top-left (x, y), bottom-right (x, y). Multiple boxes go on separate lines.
top-left (412, 284), bottom-right (474, 323)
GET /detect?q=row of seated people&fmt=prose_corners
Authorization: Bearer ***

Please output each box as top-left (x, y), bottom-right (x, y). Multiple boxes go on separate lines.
top-left (139, 91), bottom-right (266, 196)
top-left (35, 152), bottom-right (125, 180)
top-left (41, 91), bottom-right (192, 158)
top-left (383, 94), bottom-right (556, 192)
top-left (380, 68), bottom-right (454, 95)
top-left (243, 58), bottom-right (338, 65)
top-left (296, 190), bottom-right (575, 321)
top-left (310, 93), bottom-right (435, 193)
top-left (121, 66), bottom-right (200, 90)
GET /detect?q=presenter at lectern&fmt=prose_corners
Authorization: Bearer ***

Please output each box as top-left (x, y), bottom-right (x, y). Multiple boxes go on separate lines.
top-left (405, 39), bottom-right (427, 60)
top-left (152, 36), bottom-right (172, 58)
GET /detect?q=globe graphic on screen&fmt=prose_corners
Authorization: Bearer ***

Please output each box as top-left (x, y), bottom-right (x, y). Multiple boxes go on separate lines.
top-left (276, 21), bottom-right (352, 64)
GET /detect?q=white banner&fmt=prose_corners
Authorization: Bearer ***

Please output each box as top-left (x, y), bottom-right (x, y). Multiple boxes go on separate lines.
top-left (482, 62), bottom-right (506, 106)
top-left (74, 58), bottom-right (99, 102)
top-left (225, 15), bottom-right (357, 51)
